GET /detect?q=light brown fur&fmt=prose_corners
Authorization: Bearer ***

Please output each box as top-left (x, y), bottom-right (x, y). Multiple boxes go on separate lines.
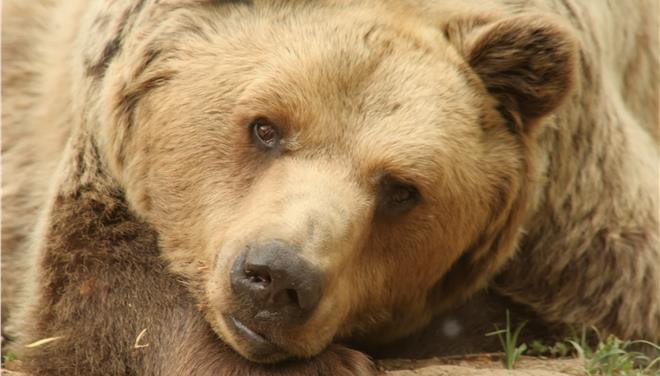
top-left (2, 0), bottom-right (658, 374)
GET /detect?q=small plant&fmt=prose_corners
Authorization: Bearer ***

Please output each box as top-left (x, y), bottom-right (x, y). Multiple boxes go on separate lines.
top-left (571, 325), bottom-right (591, 352)
top-left (486, 309), bottom-right (527, 369)
top-left (568, 332), bottom-right (660, 376)
top-left (527, 339), bottom-right (570, 358)
top-left (2, 352), bottom-right (17, 364)
top-left (2, 351), bottom-right (21, 371)
top-left (528, 339), bottom-right (549, 356)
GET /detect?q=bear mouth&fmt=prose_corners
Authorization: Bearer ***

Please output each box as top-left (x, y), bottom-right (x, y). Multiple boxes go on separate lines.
top-left (226, 315), bottom-right (286, 361)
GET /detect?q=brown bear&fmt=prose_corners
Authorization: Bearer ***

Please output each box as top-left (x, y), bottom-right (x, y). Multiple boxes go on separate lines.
top-left (2, 0), bottom-right (658, 375)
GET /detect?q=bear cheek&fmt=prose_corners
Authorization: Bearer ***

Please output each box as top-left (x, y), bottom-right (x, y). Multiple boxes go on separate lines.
top-left (204, 236), bottom-right (243, 311)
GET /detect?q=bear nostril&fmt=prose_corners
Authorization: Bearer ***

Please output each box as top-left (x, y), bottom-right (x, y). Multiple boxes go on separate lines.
top-left (285, 288), bottom-right (299, 308)
top-left (245, 267), bottom-right (271, 286)
top-left (247, 273), bottom-right (270, 285)
top-left (244, 262), bottom-right (272, 286)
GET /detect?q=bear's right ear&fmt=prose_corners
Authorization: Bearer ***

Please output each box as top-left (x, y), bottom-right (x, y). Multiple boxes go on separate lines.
top-left (445, 14), bottom-right (578, 131)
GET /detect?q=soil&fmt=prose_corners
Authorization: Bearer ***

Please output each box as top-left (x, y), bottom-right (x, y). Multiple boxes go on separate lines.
top-left (2, 355), bottom-right (585, 375)
top-left (377, 355), bottom-right (585, 376)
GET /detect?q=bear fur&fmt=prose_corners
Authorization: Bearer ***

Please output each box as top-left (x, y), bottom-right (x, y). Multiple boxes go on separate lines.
top-left (2, 0), bottom-right (658, 374)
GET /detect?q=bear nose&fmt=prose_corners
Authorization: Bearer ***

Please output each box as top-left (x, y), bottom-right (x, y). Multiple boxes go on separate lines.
top-left (230, 241), bottom-right (323, 325)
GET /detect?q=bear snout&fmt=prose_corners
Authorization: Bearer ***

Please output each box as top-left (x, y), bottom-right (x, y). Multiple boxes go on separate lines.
top-left (230, 240), bottom-right (324, 326)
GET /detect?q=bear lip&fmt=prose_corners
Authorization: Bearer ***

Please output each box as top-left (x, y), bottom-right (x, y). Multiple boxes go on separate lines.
top-left (227, 315), bottom-right (284, 360)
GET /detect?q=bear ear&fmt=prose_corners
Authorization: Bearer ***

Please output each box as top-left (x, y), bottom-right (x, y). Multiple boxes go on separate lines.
top-left (446, 14), bottom-right (578, 131)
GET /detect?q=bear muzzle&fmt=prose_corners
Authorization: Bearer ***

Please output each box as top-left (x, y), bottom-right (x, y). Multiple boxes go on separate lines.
top-left (226, 240), bottom-right (324, 358)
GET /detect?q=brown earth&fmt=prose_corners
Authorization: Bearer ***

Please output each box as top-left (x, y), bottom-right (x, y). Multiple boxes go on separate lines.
top-left (3, 356), bottom-right (585, 376)
top-left (377, 356), bottom-right (585, 376)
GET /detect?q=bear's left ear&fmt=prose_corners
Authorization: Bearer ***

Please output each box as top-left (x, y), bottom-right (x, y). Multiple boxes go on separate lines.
top-left (447, 14), bottom-right (578, 131)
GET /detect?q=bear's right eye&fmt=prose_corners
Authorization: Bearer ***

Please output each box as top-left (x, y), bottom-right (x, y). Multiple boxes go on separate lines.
top-left (250, 118), bottom-right (281, 150)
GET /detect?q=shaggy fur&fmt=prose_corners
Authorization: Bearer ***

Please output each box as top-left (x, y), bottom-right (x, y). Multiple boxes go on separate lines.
top-left (2, 0), bottom-right (658, 374)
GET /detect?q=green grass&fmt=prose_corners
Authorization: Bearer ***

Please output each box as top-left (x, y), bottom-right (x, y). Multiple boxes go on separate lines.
top-left (486, 314), bottom-right (660, 375)
top-left (569, 334), bottom-right (660, 376)
top-left (486, 309), bottom-right (527, 369)
top-left (1, 351), bottom-right (19, 371)
top-left (2, 352), bottom-right (17, 364)
top-left (528, 339), bottom-right (571, 358)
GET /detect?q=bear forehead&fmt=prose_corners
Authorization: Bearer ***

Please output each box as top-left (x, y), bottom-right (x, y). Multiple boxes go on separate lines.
top-left (156, 18), bottom-right (483, 158)
top-left (154, 58), bottom-right (484, 188)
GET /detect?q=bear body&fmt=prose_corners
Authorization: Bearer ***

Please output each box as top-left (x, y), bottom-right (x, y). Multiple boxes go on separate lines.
top-left (2, 0), bottom-right (658, 374)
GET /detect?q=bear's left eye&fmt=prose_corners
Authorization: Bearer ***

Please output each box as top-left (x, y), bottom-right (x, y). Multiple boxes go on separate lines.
top-left (377, 177), bottom-right (420, 217)
top-left (250, 118), bottom-right (281, 149)
top-left (391, 185), bottom-right (417, 205)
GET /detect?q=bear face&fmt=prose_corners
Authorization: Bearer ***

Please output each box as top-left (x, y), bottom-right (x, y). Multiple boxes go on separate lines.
top-left (94, 1), bottom-right (576, 363)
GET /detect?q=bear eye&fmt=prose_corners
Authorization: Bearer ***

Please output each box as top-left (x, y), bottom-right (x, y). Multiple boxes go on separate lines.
top-left (391, 184), bottom-right (418, 205)
top-left (376, 177), bottom-right (420, 217)
top-left (250, 118), bottom-right (280, 149)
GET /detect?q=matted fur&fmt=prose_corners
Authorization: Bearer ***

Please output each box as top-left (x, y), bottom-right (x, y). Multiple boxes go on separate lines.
top-left (2, 0), bottom-right (658, 374)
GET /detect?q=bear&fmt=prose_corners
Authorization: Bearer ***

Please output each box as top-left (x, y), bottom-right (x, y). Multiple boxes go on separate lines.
top-left (2, 0), bottom-right (658, 375)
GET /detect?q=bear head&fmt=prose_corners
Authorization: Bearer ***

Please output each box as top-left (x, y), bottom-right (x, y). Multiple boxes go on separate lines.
top-left (89, 0), bottom-right (577, 363)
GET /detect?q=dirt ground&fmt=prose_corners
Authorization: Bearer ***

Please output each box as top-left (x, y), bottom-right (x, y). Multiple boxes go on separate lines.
top-left (377, 356), bottom-right (585, 375)
top-left (2, 355), bottom-right (585, 375)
